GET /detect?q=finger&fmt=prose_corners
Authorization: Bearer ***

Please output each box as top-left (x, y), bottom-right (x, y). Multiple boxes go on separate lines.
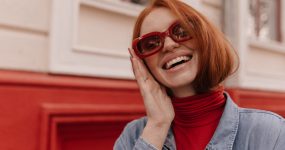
top-left (128, 48), bottom-right (154, 83)
top-left (128, 48), bottom-right (135, 58)
top-left (131, 56), bottom-right (147, 84)
top-left (128, 48), bottom-right (148, 71)
top-left (128, 48), bottom-right (139, 76)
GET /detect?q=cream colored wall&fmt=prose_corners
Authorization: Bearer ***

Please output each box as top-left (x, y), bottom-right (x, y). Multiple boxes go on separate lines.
top-left (0, 0), bottom-right (221, 74)
top-left (200, 0), bottom-right (223, 29)
top-left (242, 41), bottom-right (285, 91)
top-left (0, 0), bottom-right (50, 72)
top-left (2, 0), bottom-right (284, 92)
top-left (223, 0), bottom-right (285, 92)
top-left (76, 5), bottom-right (135, 55)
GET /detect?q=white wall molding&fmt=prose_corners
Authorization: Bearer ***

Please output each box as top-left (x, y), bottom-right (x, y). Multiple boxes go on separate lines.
top-left (0, 23), bottom-right (47, 36)
top-left (224, 0), bottom-right (285, 92)
top-left (73, 45), bottom-right (129, 58)
top-left (249, 39), bottom-right (285, 55)
top-left (224, 0), bottom-right (248, 87)
top-left (49, 0), bottom-right (139, 79)
top-left (80, 0), bottom-right (144, 17)
top-left (240, 75), bottom-right (285, 92)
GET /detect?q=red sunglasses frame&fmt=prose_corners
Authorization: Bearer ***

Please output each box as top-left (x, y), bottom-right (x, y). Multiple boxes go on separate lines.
top-left (132, 21), bottom-right (192, 59)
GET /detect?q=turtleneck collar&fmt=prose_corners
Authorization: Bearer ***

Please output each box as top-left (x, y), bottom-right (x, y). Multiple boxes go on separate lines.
top-left (171, 86), bottom-right (226, 127)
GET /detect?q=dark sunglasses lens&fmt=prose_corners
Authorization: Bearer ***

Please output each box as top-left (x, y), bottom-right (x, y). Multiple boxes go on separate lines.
top-left (138, 35), bottom-right (162, 54)
top-left (172, 24), bottom-right (191, 41)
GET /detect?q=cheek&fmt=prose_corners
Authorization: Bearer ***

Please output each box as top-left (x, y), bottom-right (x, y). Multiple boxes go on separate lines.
top-left (144, 56), bottom-right (158, 71)
top-left (144, 60), bottom-right (157, 75)
top-left (182, 39), bottom-right (198, 49)
top-left (144, 58), bottom-right (161, 79)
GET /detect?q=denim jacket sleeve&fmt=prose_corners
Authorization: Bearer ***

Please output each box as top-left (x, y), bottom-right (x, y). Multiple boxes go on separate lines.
top-left (274, 119), bottom-right (285, 150)
top-left (114, 136), bottom-right (158, 150)
top-left (113, 117), bottom-right (159, 150)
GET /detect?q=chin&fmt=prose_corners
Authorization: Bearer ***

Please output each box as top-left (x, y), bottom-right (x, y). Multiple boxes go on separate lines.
top-left (164, 72), bottom-right (195, 86)
top-left (166, 82), bottom-right (191, 90)
top-left (163, 77), bottom-right (194, 89)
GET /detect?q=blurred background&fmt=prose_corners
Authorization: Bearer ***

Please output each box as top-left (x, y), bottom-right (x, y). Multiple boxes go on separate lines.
top-left (0, 0), bottom-right (284, 150)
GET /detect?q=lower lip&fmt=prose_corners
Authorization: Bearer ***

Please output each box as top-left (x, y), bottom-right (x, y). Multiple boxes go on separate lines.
top-left (165, 60), bottom-right (192, 73)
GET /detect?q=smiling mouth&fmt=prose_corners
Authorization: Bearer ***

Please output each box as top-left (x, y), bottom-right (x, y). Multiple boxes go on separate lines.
top-left (163, 55), bottom-right (193, 70)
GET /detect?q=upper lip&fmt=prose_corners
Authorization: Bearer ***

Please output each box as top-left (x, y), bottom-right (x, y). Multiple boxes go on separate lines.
top-left (160, 51), bottom-right (193, 68)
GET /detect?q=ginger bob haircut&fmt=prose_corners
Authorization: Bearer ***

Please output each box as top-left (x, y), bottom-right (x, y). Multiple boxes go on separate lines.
top-left (132, 0), bottom-right (238, 93)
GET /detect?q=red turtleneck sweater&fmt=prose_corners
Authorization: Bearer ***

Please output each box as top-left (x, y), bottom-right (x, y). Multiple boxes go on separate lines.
top-left (171, 88), bottom-right (226, 150)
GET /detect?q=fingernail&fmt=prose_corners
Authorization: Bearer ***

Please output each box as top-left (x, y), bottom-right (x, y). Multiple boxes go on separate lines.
top-left (128, 48), bottom-right (133, 58)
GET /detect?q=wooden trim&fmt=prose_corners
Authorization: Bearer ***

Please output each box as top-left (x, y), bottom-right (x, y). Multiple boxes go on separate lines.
top-left (80, 0), bottom-right (144, 17)
top-left (0, 70), bottom-right (143, 150)
top-left (0, 23), bottom-right (48, 36)
top-left (40, 103), bottom-right (145, 150)
top-left (0, 70), bottom-right (138, 90)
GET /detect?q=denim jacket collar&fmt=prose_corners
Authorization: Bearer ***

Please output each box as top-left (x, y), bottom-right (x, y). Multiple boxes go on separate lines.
top-left (206, 93), bottom-right (239, 150)
top-left (163, 93), bottom-right (240, 150)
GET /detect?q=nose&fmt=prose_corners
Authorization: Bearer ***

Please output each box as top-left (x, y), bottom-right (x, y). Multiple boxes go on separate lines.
top-left (163, 36), bottom-right (180, 52)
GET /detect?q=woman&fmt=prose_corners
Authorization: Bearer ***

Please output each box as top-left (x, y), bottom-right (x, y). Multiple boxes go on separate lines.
top-left (114, 0), bottom-right (285, 149)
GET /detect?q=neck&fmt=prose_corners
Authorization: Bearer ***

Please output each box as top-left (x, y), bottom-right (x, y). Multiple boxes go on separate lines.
top-left (171, 85), bottom-right (222, 98)
top-left (171, 87), bottom-right (226, 127)
top-left (170, 85), bottom-right (196, 98)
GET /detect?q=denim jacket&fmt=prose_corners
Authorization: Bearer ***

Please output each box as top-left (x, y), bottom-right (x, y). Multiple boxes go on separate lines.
top-left (114, 93), bottom-right (285, 150)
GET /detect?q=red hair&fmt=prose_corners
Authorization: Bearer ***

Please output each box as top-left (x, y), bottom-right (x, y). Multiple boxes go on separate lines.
top-left (133, 0), bottom-right (238, 93)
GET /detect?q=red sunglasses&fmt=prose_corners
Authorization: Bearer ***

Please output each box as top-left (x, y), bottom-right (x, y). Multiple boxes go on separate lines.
top-left (132, 21), bottom-right (192, 58)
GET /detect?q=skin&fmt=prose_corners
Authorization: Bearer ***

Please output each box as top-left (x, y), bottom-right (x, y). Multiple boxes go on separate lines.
top-left (129, 7), bottom-right (199, 149)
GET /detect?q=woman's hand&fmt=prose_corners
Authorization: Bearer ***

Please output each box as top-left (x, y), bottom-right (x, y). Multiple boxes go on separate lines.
top-left (129, 48), bottom-right (175, 149)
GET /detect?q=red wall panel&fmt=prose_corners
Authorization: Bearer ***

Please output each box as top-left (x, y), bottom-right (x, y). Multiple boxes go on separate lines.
top-left (227, 89), bottom-right (285, 116)
top-left (0, 70), bottom-right (144, 150)
top-left (58, 121), bottom-right (127, 150)
top-left (0, 70), bottom-right (285, 150)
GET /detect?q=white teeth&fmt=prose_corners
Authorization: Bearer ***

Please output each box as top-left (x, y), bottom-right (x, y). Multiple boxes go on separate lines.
top-left (165, 56), bottom-right (190, 69)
